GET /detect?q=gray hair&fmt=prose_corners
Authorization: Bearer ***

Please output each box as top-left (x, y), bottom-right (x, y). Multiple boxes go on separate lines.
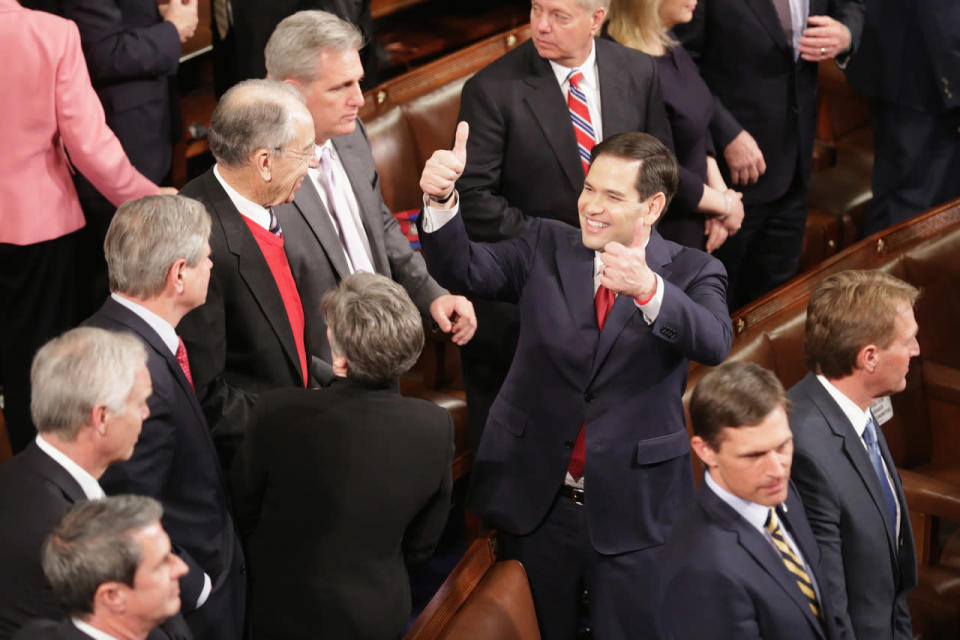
top-left (105, 195), bottom-right (211, 299)
top-left (578, 0), bottom-right (610, 10)
top-left (208, 79), bottom-right (308, 167)
top-left (265, 10), bottom-right (364, 82)
top-left (320, 273), bottom-right (424, 385)
top-left (30, 328), bottom-right (147, 440)
top-left (42, 495), bottom-right (164, 617)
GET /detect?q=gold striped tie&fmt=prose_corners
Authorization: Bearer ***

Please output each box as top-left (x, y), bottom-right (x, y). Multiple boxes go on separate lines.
top-left (766, 508), bottom-right (822, 621)
top-left (213, 0), bottom-right (231, 41)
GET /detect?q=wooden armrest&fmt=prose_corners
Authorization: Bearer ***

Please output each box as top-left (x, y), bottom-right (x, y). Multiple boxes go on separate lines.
top-left (922, 361), bottom-right (960, 405)
top-left (901, 468), bottom-right (960, 522)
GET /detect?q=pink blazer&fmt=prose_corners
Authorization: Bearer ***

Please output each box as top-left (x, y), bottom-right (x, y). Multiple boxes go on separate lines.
top-left (0, 0), bottom-right (160, 246)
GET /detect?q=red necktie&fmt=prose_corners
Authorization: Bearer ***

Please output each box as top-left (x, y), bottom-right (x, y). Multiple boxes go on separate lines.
top-left (175, 337), bottom-right (195, 390)
top-left (567, 285), bottom-right (616, 479)
top-left (567, 70), bottom-right (596, 176)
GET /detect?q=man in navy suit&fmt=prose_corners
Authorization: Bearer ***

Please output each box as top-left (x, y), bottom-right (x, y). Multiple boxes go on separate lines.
top-left (662, 361), bottom-right (844, 640)
top-left (84, 195), bottom-right (246, 640)
top-left (419, 129), bottom-right (732, 640)
top-left (789, 270), bottom-right (919, 639)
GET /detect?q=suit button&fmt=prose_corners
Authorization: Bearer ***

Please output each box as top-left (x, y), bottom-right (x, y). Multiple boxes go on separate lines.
top-left (584, 392), bottom-right (595, 403)
top-left (564, 440), bottom-right (575, 448)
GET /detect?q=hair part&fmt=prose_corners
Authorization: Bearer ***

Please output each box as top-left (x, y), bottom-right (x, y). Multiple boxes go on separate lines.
top-left (606, 0), bottom-right (676, 55)
top-left (804, 270), bottom-right (920, 379)
top-left (208, 79), bottom-right (308, 167)
top-left (591, 131), bottom-right (679, 207)
top-left (42, 495), bottom-right (163, 618)
top-left (320, 273), bottom-right (424, 385)
top-left (690, 362), bottom-right (790, 450)
top-left (105, 195), bottom-right (211, 299)
top-left (265, 10), bottom-right (364, 82)
top-left (30, 328), bottom-right (147, 440)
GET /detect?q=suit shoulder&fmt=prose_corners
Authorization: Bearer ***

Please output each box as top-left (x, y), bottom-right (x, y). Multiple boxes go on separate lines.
top-left (11, 619), bottom-right (64, 640)
top-left (466, 39), bottom-right (537, 86)
top-left (598, 37), bottom-right (657, 71)
top-left (664, 238), bottom-right (725, 274)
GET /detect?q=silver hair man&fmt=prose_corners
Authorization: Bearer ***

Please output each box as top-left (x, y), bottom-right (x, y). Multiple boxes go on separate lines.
top-left (264, 10), bottom-right (363, 82)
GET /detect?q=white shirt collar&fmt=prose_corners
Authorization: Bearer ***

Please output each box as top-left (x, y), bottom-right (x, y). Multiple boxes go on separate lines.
top-left (34, 435), bottom-right (105, 500)
top-left (213, 164), bottom-right (273, 230)
top-left (549, 39), bottom-right (598, 91)
top-left (704, 468), bottom-right (773, 536)
top-left (307, 139), bottom-right (336, 182)
top-left (72, 618), bottom-right (120, 640)
top-left (815, 374), bottom-right (872, 437)
top-left (110, 294), bottom-right (178, 355)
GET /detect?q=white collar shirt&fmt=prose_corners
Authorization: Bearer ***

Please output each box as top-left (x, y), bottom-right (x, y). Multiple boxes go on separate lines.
top-left (71, 619), bottom-right (119, 640)
top-left (35, 435), bottom-right (104, 500)
top-left (110, 294), bottom-right (178, 356)
top-left (213, 164), bottom-right (273, 230)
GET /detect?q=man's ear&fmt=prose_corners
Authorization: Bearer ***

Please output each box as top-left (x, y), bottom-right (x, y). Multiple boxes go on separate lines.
top-left (94, 581), bottom-right (127, 614)
top-left (331, 353), bottom-right (348, 378)
top-left (857, 343), bottom-right (879, 374)
top-left (167, 258), bottom-right (188, 295)
top-left (690, 435), bottom-right (718, 468)
top-left (253, 148), bottom-right (273, 182)
top-left (642, 192), bottom-right (666, 227)
top-left (590, 7), bottom-right (606, 36)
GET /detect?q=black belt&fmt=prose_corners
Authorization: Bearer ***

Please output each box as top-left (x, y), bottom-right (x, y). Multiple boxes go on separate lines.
top-left (559, 484), bottom-right (585, 505)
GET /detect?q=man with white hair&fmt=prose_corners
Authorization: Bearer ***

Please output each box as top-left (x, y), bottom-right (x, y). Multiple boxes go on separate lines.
top-left (177, 79), bottom-right (324, 467)
top-left (0, 328), bottom-right (188, 639)
top-left (84, 195), bottom-right (245, 640)
top-left (265, 10), bottom-right (476, 367)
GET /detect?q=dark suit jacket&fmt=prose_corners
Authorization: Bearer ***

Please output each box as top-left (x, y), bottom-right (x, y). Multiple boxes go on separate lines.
top-left (676, 0), bottom-right (864, 205)
top-left (419, 214), bottom-right (732, 554)
top-left (12, 618), bottom-right (190, 640)
top-left (844, 0), bottom-right (960, 112)
top-left (456, 37), bottom-right (674, 242)
top-left (275, 121), bottom-right (446, 368)
top-left (178, 168), bottom-right (320, 467)
top-left (83, 298), bottom-right (245, 640)
top-left (661, 481), bottom-right (845, 640)
top-left (231, 380), bottom-right (454, 640)
top-left (788, 372), bottom-right (917, 640)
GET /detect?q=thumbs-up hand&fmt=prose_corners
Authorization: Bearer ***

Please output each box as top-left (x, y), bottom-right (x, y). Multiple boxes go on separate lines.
top-left (420, 121), bottom-right (469, 209)
top-left (598, 214), bottom-right (657, 301)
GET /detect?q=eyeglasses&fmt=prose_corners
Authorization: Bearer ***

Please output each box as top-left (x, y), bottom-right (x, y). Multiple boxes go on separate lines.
top-left (274, 145), bottom-right (317, 163)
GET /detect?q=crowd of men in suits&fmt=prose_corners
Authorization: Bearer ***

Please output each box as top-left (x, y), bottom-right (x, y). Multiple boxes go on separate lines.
top-left (0, 0), bottom-right (955, 638)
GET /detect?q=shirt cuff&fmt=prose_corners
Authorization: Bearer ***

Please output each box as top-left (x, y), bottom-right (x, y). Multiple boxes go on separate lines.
top-left (196, 572), bottom-right (212, 608)
top-left (420, 192), bottom-right (460, 233)
top-left (634, 273), bottom-right (664, 325)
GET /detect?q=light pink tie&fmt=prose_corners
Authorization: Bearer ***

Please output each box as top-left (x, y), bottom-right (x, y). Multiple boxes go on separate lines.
top-left (318, 146), bottom-right (374, 273)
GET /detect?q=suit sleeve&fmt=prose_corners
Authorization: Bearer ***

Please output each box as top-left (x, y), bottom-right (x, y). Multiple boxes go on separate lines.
top-left (54, 21), bottom-right (159, 206)
top-left (456, 77), bottom-right (535, 241)
top-left (791, 445), bottom-right (856, 636)
top-left (661, 566), bottom-right (763, 640)
top-left (229, 396), bottom-right (270, 542)
top-left (829, 0), bottom-right (865, 55)
top-left (403, 411), bottom-right (455, 565)
top-left (355, 122), bottom-right (448, 314)
top-left (62, 0), bottom-right (181, 83)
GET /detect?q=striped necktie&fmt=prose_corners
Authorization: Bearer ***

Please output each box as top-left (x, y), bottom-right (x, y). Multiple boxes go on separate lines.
top-left (567, 70), bottom-right (595, 176)
top-left (863, 415), bottom-right (899, 531)
top-left (767, 508), bottom-right (823, 622)
top-left (267, 208), bottom-right (282, 237)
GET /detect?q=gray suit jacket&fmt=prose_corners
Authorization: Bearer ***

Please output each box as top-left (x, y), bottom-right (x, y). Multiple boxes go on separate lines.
top-left (788, 372), bottom-right (917, 640)
top-left (275, 120), bottom-right (446, 370)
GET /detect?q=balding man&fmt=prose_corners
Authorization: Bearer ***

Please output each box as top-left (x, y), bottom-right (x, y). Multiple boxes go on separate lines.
top-left (0, 328), bottom-right (188, 640)
top-left (178, 79), bottom-right (322, 466)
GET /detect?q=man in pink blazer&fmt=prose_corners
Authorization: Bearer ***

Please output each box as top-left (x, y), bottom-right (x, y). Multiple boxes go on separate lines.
top-left (0, 0), bottom-right (161, 453)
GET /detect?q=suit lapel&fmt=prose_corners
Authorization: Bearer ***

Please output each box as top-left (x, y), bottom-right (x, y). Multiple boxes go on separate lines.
top-left (744, 0), bottom-right (793, 53)
top-left (333, 130), bottom-right (390, 275)
top-left (522, 46), bottom-right (583, 192)
top-left (699, 483), bottom-right (826, 639)
top-left (291, 177), bottom-right (352, 279)
top-left (596, 39), bottom-right (632, 136)
top-left (556, 233), bottom-right (598, 354)
top-left (589, 232), bottom-right (672, 380)
top-left (205, 171), bottom-right (305, 382)
top-left (802, 374), bottom-right (899, 555)
top-left (26, 442), bottom-right (87, 504)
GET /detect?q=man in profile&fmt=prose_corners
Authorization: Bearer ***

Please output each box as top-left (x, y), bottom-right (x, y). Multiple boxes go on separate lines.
top-left (661, 361), bottom-right (844, 640)
top-left (789, 270), bottom-right (919, 639)
top-left (13, 495), bottom-right (189, 640)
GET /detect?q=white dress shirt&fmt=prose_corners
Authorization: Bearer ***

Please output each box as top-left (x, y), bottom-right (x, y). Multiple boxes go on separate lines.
top-left (815, 375), bottom-right (901, 534)
top-left (35, 434), bottom-right (104, 500)
top-left (110, 294), bottom-right (178, 355)
top-left (71, 619), bottom-right (119, 640)
top-left (213, 164), bottom-right (273, 229)
top-left (548, 41), bottom-right (603, 142)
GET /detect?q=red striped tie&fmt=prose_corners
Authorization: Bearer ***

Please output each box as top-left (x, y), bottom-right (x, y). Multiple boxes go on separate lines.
top-left (567, 284), bottom-right (616, 480)
top-left (175, 337), bottom-right (195, 390)
top-left (567, 70), bottom-right (596, 176)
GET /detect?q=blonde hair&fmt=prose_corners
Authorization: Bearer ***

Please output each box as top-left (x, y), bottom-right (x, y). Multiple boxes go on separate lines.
top-left (606, 0), bottom-right (676, 56)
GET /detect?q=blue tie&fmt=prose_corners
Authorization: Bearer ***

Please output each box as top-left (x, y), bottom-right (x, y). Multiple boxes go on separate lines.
top-left (863, 415), bottom-right (898, 531)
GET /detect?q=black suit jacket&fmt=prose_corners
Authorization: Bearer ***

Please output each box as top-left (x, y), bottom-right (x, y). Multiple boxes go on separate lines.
top-left (676, 0), bottom-right (864, 205)
top-left (178, 168), bottom-right (321, 467)
top-left (661, 481), bottom-right (845, 640)
top-left (456, 37), bottom-right (673, 242)
top-left (788, 373), bottom-right (917, 640)
top-left (83, 298), bottom-right (245, 640)
top-left (275, 121), bottom-right (446, 368)
top-left (231, 380), bottom-right (454, 640)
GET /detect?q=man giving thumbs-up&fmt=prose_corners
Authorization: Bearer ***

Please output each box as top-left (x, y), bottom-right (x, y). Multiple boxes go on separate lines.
top-left (418, 128), bottom-right (733, 640)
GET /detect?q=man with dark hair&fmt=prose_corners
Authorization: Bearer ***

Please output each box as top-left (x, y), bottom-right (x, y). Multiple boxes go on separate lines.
top-left (84, 195), bottom-right (245, 640)
top-left (661, 361), bottom-right (844, 640)
top-left (13, 496), bottom-right (189, 640)
top-left (418, 128), bottom-right (731, 639)
top-left (231, 273), bottom-right (453, 639)
top-left (789, 269), bottom-right (919, 639)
